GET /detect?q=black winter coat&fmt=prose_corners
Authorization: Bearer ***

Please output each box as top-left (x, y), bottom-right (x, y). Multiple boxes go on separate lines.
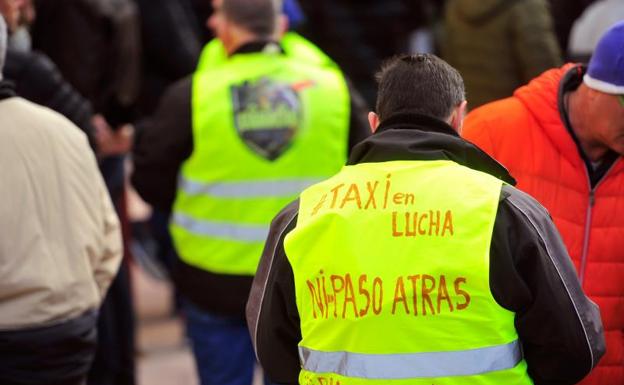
top-left (4, 49), bottom-right (96, 149)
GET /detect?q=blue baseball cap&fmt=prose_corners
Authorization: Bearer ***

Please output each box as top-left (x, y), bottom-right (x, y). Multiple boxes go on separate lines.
top-left (583, 21), bottom-right (624, 95)
top-left (283, 0), bottom-right (305, 28)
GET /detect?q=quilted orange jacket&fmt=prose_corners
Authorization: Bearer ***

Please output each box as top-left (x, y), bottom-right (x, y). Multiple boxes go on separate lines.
top-left (463, 64), bottom-right (624, 385)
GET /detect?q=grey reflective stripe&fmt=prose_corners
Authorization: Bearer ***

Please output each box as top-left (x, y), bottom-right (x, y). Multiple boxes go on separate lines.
top-left (173, 213), bottom-right (268, 242)
top-left (299, 340), bottom-right (522, 379)
top-left (179, 177), bottom-right (324, 198)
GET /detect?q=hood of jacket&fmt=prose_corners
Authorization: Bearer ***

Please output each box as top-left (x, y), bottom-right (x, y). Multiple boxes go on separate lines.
top-left (512, 63), bottom-right (588, 167)
top-left (349, 112), bottom-right (516, 185)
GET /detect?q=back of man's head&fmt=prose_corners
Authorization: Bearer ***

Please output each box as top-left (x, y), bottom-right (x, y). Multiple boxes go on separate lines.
top-left (0, 16), bottom-right (6, 80)
top-left (222, 0), bottom-right (282, 39)
top-left (375, 54), bottom-right (465, 122)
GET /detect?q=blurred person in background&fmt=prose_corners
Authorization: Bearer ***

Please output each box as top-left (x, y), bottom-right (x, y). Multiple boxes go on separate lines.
top-left (31, 0), bottom-right (141, 126)
top-left (131, 0), bottom-right (369, 383)
top-left (126, 0), bottom-right (327, 313)
top-left (134, 0), bottom-right (203, 117)
top-left (463, 22), bottom-right (624, 385)
top-left (568, 0), bottom-right (624, 62)
top-left (0, 16), bottom-right (123, 385)
top-left (191, 0), bottom-right (305, 44)
top-left (295, 0), bottom-right (438, 107)
top-left (442, 0), bottom-right (562, 109)
top-left (0, 0), bottom-right (128, 156)
top-left (29, 1), bottom-right (142, 384)
top-left (129, 0), bottom-right (204, 294)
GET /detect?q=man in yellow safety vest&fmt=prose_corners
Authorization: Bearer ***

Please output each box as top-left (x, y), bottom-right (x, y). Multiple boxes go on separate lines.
top-left (247, 54), bottom-right (605, 385)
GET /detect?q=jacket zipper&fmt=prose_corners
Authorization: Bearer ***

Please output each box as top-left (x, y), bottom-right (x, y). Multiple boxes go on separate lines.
top-left (579, 159), bottom-right (619, 285)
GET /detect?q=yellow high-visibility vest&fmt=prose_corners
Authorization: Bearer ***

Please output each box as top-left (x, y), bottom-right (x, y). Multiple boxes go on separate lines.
top-left (285, 160), bottom-right (533, 384)
top-left (171, 47), bottom-right (350, 276)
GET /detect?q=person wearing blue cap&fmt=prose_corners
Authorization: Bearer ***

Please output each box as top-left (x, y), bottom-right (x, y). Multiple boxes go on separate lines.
top-left (463, 21), bottom-right (624, 385)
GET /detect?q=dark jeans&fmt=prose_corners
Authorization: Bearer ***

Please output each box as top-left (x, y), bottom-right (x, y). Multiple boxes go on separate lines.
top-left (184, 301), bottom-right (279, 385)
top-left (0, 311), bottom-right (97, 385)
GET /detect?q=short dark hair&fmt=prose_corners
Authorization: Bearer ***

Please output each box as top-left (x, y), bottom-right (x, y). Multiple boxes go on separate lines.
top-left (222, 0), bottom-right (282, 38)
top-left (374, 54), bottom-right (465, 121)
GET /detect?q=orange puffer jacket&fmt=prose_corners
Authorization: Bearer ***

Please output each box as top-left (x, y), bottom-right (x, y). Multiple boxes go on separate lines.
top-left (463, 65), bottom-right (624, 385)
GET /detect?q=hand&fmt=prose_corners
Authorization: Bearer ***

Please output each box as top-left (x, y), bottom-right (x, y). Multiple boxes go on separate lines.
top-left (93, 114), bottom-right (134, 156)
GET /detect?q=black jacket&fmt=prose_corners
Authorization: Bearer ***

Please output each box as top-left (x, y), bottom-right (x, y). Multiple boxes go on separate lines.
top-left (32, 0), bottom-right (141, 126)
top-left (296, 0), bottom-right (437, 107)
top-left (4, 49), bottom-right (96, 148)
top-left (131, 42), bottom-right (371, 316)
top-left (134, 0), bottom-right (203, 115)
top-left (247, 113), bottom-right (605, 385)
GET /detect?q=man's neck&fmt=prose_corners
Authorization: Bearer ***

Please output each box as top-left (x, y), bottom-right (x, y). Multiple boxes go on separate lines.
top-left (568, 89), bottom-right (609, 162)
top-left (225, 37), bottom-right (255, 56)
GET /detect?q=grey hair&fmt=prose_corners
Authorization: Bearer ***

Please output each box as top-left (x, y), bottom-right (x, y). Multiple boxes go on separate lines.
top-left (222, 0), bottom-right (282, 38)
top-left (0, 16), bottom-right (6, 80)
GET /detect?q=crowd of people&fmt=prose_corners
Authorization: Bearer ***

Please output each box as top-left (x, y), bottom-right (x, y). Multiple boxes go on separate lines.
top-left (0, 0), bottom-right (622, 385)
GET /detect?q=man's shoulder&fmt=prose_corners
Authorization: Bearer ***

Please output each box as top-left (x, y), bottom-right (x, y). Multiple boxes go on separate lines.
top-left (466, 97), bottom-right (532, 131)
top-left (500, 184), bottom-right (549, 214)
top-left (463, 96), bottom-right (539, 154)
top-left (0, 97), bottom-right (87, 142)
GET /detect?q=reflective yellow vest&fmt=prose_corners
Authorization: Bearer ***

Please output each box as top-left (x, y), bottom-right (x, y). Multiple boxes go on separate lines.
top-left (170, 47), bottom-right (350, 276)
top-left (285, 160), bottom-right (534, 384)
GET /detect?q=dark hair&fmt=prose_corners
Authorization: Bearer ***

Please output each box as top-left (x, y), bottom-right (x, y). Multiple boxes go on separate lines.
top-left (374, 54), bottom-right (465, 121)
top-left (222, 0), bottom-right (282, 38)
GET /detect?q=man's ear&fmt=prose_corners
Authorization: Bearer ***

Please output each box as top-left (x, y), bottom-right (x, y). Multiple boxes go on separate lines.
top-left (368, 112), bottom-right (380, 133)
top-left (277, 15), bottom-right (289, 38)
top-left (449, 100), bottom-right (468, 134)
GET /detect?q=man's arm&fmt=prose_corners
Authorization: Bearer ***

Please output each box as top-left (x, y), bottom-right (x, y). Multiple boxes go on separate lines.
top-left (247, 200), bottom-right (302, 385)
top-left (131, 77), bottom-right (193, 213)
top-left (491, 186), bottom-right (605, 385)
top-left (5, 49), bottom-right (98, 149)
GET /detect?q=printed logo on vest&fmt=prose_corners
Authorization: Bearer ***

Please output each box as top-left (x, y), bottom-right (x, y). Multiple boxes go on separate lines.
top-left (231, 77), bottom-right (309, 161)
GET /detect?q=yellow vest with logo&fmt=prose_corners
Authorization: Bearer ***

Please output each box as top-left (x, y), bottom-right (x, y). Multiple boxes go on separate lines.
top-left (170, 48), bottom-right (350, 276)
top-left (285, 160), bottom-right (533, 384)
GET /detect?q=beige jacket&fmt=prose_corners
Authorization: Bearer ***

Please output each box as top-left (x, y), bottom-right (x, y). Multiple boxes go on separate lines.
top-left (0, 97), bottom-right (122, 330)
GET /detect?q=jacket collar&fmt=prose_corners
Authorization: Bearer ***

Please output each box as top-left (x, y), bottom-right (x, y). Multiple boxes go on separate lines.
top-left (514, 64), bottom-right (586, 168)
top-left (349, 112), bottom-right (516, 185)
top-left (0, 80), bottom-right (16, 101)
top-left (231, 40), bottom-right (283, 56)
